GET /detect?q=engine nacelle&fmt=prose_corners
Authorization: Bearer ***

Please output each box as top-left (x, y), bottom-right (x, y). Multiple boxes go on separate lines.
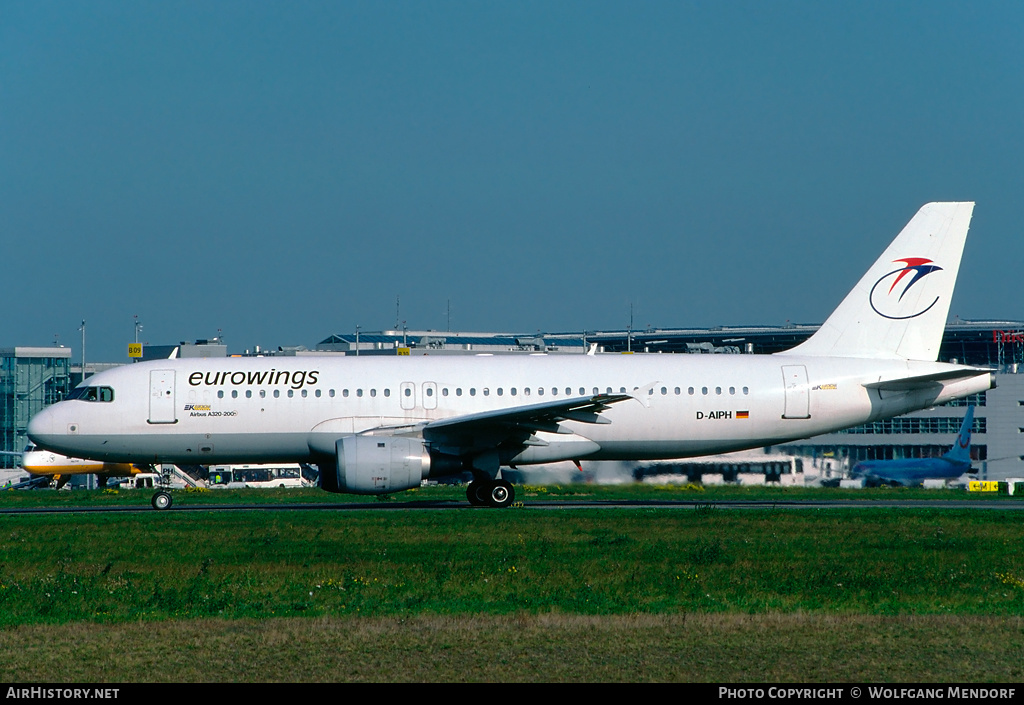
top-left (327, 436), bottom-right (430, 495)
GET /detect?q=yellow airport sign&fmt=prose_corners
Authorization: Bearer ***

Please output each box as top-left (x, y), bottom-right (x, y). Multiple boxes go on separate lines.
top-left (128, 343), bottom-right (143, 358)
top-left (397, 347), bottom-right (411, 356)
top-left (969, 480), bottom-right (999, 492)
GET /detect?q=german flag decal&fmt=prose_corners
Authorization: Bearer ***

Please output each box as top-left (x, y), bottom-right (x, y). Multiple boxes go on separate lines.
top-left (736, 410), bottom-right (750, 419)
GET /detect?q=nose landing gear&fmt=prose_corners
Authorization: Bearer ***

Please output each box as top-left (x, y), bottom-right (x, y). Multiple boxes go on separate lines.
top-left (151, 490), bottom-right (173, 510)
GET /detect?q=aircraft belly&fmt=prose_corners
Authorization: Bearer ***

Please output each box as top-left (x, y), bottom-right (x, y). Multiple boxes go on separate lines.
top-left (591, 438), bottom-right (786, 461)
top-left (56, 432), bottom-right (313, 465)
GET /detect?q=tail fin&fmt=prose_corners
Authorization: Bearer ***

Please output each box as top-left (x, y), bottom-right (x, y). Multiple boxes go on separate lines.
top-left (943, 406), bottom-right (974, 463)
top-left (787, 202), bottom-right (975, 360)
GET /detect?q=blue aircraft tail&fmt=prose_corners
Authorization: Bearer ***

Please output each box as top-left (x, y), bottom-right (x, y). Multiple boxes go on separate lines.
top-left (943, 406), bottom-right (974, 464)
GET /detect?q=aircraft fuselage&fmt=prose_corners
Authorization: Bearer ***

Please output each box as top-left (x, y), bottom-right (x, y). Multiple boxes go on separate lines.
top-left (27, 353), bottom-right (993, 471)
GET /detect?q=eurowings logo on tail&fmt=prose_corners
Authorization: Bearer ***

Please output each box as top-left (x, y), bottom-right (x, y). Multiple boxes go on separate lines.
top-left (869, 257), bottom-right (944, 320)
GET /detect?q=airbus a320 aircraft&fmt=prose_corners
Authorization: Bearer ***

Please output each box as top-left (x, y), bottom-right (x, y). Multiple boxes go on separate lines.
top-left (850, 406), bottom-right (976, 486)
top-left (28, 202), bottom-right (994, 509)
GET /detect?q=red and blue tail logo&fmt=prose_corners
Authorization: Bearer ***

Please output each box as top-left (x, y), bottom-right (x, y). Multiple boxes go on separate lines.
top-left (869, 257), bottom-right (943, 320)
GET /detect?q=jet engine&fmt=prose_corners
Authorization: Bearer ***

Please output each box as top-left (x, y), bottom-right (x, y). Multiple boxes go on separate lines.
top-left (323, 436), bottom-right (431, 495)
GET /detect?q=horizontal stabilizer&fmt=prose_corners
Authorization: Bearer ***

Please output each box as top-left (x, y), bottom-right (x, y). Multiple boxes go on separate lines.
top-left (863, 367), bottom-right (993, 392)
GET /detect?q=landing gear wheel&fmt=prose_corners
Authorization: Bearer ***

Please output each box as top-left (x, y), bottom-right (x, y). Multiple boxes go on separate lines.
top-left (151, 491), bottom-right (173, 510)
top-left (467, 479), bottom-right (516, 508)
top-left (488, 480), bottom-right (515, 509)
top-left (467, 481), bottom-right (491, 507)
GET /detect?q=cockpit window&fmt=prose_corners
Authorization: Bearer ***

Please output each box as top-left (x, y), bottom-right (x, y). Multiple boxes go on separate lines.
top-left (65, 385), bottom-right (114, 402)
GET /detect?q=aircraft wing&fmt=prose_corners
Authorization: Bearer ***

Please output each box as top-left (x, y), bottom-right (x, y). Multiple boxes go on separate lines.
top-left (422, 393), bottom-right (633, 452)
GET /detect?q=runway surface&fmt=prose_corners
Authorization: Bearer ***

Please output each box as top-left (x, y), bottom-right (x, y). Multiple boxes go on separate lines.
top-left (1, 497), bottom-right (1023, 515)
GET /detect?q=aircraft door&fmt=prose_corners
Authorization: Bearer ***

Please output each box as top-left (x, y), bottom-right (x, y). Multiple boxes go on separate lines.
top-left (781, 365), bottom-right (810, 419)
top-left (149, 370), bottom-right (177, 424)
top-left (400, 382), bottom-right (416, 410)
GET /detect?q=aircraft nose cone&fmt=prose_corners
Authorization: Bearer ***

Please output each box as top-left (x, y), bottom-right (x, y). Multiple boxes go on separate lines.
top-left (27, 406), bottom-right (56, 446)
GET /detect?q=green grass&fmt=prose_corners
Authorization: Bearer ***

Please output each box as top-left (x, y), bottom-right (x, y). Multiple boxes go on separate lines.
top-left (3, 493), bottom-right (1023, 681)
top-left (3, 507), bottom-right (1024, 624)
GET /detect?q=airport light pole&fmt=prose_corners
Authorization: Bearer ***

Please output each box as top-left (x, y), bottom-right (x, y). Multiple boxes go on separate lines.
top-left (79, 320), bottom-right (86, 382)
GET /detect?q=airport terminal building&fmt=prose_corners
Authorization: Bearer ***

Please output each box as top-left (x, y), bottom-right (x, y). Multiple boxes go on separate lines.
top-left (0, 348), bottom-right (71, 469)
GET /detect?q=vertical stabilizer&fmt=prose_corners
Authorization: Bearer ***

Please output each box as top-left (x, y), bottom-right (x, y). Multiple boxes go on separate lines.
top-left (786, 202), bottom-right (974, 361)
top-left (943, 406), bottom-right (974, 463)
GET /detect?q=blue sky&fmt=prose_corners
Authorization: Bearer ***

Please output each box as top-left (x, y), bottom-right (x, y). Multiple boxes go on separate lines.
top-left (3, 1), bottom-right (1022, 361)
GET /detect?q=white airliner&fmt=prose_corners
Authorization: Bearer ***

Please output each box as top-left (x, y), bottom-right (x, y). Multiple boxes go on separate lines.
top-left (28, 202), bottom-right (993, 509)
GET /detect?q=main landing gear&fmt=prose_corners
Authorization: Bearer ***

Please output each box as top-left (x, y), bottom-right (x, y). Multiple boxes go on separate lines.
top-left (466, 479), bottom-right (515, 508)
